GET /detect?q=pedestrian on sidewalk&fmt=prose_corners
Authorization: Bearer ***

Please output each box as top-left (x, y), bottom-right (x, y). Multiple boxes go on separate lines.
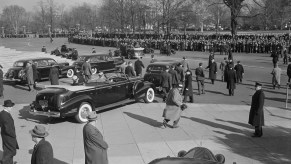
top-left (206, 58), bottom-right (217, 85)
top-left (0, 100), bottom-right (19, 164)
top-left (248, 82), bottom-right (265, 137)
top-left (219, 58), bottom-right (227, 82)
top-left (226, 66), bottom-right (237, 96)
top-left (25, 62), bottom-right (34, 92)
top-left (30, 125), bottom-right (53, 164)
top-left (160, 66), bottom-right (172, 102)
top-left (234, 61), bottom-right (244, 83)
top-left (83, 112), bottom-right (108, 164)
top-left (161, 84), bottom-right (186, 129)
top-left (195, 63), bottom-right (205, 95)
top-left (271, 64), bottom-right (281, 89)
top-left (183, 69), bottom-right (194, 103)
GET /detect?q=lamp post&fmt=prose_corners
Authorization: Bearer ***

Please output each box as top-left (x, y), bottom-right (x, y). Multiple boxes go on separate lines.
top-left (1, 27), bottom-right (4, 37)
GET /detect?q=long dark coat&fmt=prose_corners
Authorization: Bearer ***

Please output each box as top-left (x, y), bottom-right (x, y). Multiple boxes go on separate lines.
top-left (134, 60), bottom-right (145, 75)
top-left (82, 62), bottom-right (93, 76)
top-left (25, 65), bottom-right (34, 85)
top-left (31, 138), bottom-right (54, 164)
top-left (234, 64), bottom-right (244, 80)
top-left (160, 71), bottom-right (172, 89)
top-left (0, 69), bottom-right (3, 96)
top-left (248, 89), bottom-right (265, 126)
top-left (226, 69), bottom-right (237, 89)
top-left (49, 67), bottom-right (59, 85)
top-left (83, 123), bottom-right (108, 164)
top-left (208, 62), bottom-right (217, 80)
top-left (183, 71), bottom-right (193, 96)
top-left (168, 69), bottom-right (179, 86)
top-left (32, 64), bottom-right (38, 81)
top-left (0, 110), bottom-right (19, 157)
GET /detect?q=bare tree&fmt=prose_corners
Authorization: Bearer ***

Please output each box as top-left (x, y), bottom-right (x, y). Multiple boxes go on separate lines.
top-left (2, 5), bottom-right (26, 34)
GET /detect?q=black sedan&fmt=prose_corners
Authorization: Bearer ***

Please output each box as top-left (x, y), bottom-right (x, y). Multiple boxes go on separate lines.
top-left (29, 72), bottom-right (156, 123)
top-left (144, 61), bottom-right (181, 88)
top-left (4, 57), bottom-right (75, 84)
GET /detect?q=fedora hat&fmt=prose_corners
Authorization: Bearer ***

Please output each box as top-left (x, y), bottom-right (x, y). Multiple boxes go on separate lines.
top-left (3, 100), bottom-right (15, 107)
top-left (29, 125), bottom-right (49, 138)
top-left (87, 112), bottom-right (98, 122)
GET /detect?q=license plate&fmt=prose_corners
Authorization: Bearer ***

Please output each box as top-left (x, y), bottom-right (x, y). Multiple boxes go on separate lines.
top-left (39, 100), bottom-right (48, 108)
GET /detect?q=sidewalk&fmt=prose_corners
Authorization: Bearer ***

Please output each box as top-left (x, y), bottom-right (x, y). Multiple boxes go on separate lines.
top-left (1, 103), bottom-right (291, 164)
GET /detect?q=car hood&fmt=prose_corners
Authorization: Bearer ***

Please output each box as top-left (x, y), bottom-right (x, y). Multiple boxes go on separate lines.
top-left (6, 67), bottom-right (23, 73)
top-left (43, 85), bottom-right (95, 92)
top-left (72, 61), bottom-right (84, 67)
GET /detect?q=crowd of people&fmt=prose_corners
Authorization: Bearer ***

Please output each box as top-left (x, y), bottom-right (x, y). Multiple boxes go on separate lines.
top-left (70, 33), bottom-right (291, 56)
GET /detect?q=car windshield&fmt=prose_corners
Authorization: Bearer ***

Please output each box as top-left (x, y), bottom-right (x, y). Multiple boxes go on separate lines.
top-left (146, 65), bottom-right (165, 72)
top-left (13, 61), bottom-right (25, 67)
top-left (76, 56), bottom-right (87, 62)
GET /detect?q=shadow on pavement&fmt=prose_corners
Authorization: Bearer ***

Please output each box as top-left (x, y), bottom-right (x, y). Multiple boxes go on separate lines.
top-left (123, 112), bottom-right (162, 127)
top-left (54, 158), bottom-right (69, 164)
top-left (215, 119), bottom-right (252, 129)
top-left (0, 150), bottom-right (2, 160)
top-left (204, 90), bottom-right (229, 96)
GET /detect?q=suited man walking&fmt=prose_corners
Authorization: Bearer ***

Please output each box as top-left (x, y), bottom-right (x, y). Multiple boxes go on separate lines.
top-left (0, 100), bottom-right (19, 164)
top-left (82, 59), bottom-right (93, 83)
top-left (83, 112), bottom-right (108, 164)
top-left (206, 58), bottom-right (217, 84)
top-left (125, 62), bottom-right (136, 77)
top-left (234, 61), bottom-right (244, 83)
top-left (160, 66), bottom-right (172, 102)
top-left (226, 66), bottom-right (237, 96)
top-left (195, 63), bottom-right (205, 95)
top-left (134, 57), bottom-right (145, 77)
top-left (30, 125), bottom-right (53, 164)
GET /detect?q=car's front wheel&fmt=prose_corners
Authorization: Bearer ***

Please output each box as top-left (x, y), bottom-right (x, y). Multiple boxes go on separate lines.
top-left (91, 68), bottom-right (97, 74)
top-left (75, 102), bottom-right (92, 123)
top-left (67, 69), bottom-right (74, 78)
top-left (144, 88), bottom-right (155, 103)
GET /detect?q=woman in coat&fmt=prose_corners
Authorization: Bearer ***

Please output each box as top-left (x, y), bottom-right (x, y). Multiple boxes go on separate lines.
top-left (49, 66), bottom-right (59, 85)
top-left (183, 69), bottom-right (193, 103)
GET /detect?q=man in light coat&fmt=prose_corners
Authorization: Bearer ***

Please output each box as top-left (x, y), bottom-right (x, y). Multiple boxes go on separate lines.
top-left (82, 59), bottom-right (93, 83)
top-left (271, 64), bottom-right (282, 89)
top-left (83, 112), bottom-right (108, 164)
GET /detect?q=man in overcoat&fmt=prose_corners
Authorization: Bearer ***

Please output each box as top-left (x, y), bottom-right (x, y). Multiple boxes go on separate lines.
top-left (83, 112), bottom-right (108, 164)
top-left (160, 66), bottom-right (172, 102)
top-left (49, 65), bottom-right (59, 85)
top-left (31, 62), bottom-right (38, 89)
top-left (234, 61), bottom-right (244, 83)
top-left (183, 69), bottom-right (193, 103)
top-left (271, 64), bottom-right (281, 89)
top-left (248, 82), bottom-right (265, 137)
top-left (195, 63), bottom-right (205, 95)
top-left (82, 59), bottom-right (93, 83)
top-left (25, 62), bottom-right (34, 91)
top-left (206, 58), bottom-right (217, 84)
top-left (161, 84), bottom-right (184, 129)
top-left (0, 65), bottom-right (4, 98)
top-left (226, 66), bottom-right (237, 96)
top-left (134, 57), bottom-right (145, 77)
top-left (30, 125), bottom-right (53, 164)
top-left (287, 63), bottom-right (291, 88)
top-left (0, 100), bottom-right (19, 164)
top-left (168, 66), bottom-right (179, 88)
top-left (125, 62), bottom-right (136, 77)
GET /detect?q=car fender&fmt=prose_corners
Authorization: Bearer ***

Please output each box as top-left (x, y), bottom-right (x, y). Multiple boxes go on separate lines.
top-left (60, 65), bottom-right (76, 75)
top-left (133, 81), bottom-right (156, 99)
top-left (60, 95), bottom-right (95, 117)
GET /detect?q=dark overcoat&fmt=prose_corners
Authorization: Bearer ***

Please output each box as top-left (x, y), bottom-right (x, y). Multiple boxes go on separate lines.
top-left (32, 64), bottom-right (38, 81)
top-left (226, 69), bottom-right (237, 89)
top-left (125, 66), bottom-right (135, 77)
top-left (183, 71), bottom-right (193, 96)
top-left (25, 65), bottom-right (34, 85)
top-left (0, 110), bottom-right (19, 157)
top-left (83, 123), bottom-right (108, 164)
top-left (31, 138), bottom-right (54, 164)
top-left (82, 62), bottom-right (93, 76)
top-left (49, 67), bottom-right (59, 85)
top-left (208, 62), bottom-right (217, 80)
top-left (0, 69), bottom-right (3, 96)
top-left (248, 89), bottom-right (265, 126)
top-left (234, 64), bottom-right (244, 80)
top-left (287, 64), bottom-right (291, 78)
top-left (175, 66), bottom-right (184, 83)
top-left (134, 60), bottom-right (144, 75)
top-left (160, 71), bottom-right (172, 88)
top-left (168, 69), bottom-right (179, 86)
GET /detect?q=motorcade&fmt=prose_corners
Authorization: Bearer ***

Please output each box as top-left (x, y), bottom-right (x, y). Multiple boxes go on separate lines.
top-left (149, 147), bottom-right (226, 164)
top-left (68, 54), bottom-right (119, 78)
top-left (143, 61), bottom-right (181, 88)
top-left (29, 72), bottom-right (156, 123)
top-left (120, 45), bottom-right (145, 59)
top-left (4, 57), bottom-right (75, 83)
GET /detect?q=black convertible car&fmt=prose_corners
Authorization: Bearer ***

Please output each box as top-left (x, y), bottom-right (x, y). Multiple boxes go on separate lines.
top-left (4, 57), bottom-right (75, 83)
top-left (29, 72), bottom-right (156, 123)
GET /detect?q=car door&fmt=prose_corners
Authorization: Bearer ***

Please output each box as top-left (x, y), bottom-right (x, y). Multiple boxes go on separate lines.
top-left (36, 59), bottom-right (50, 79)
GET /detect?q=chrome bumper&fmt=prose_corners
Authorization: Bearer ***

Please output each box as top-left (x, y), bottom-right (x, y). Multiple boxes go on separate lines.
top-left (29, 103), bottom-right (60, 118)
top-left (4, 78), bottom-right (21, 82)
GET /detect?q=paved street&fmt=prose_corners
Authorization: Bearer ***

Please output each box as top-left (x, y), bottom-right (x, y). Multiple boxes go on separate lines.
top-left (0, 38), bottom-right (291, 164)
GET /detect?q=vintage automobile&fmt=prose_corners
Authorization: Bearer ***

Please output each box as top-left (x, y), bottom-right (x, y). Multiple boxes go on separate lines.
top-left (143, 61), bottom-right (181, 88)
top-left (120, 45), bottom-right (145, 59)
top-left (4, 57), bottom-right (75, 83)
top-left (29, 72), bottom-right (156, 123)
top-left (68, 54), bottom-right (119, 78)
top-left (149, 147), bottom-right (226, 164)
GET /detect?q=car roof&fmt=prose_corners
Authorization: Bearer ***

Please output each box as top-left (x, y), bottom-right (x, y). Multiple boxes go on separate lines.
top-left (78, 54), bottom-right (109, 57)
top-left (15, 57), bottom-right (55, 62)
top-left (148, 61), bottom-right (181, 66)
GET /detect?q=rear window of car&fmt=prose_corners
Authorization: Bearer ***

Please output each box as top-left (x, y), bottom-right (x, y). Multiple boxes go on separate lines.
top-left (13, 61), bottom-right (24, 67)
top-left (146, 65), bottom-right (165, 72)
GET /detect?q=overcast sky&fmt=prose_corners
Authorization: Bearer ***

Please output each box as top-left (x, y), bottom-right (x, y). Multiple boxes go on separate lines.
top-left (0, 0), bottom-right (102, 12)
